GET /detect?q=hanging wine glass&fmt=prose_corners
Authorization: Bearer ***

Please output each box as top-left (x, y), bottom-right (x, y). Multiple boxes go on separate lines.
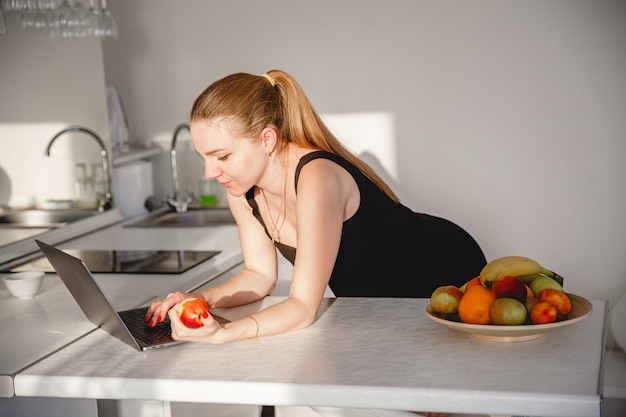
top-left (2, 0), bottom-right (23, 12)
top-left (1, 0), bottom-right (13, 13)
top-left (31, 0), bottom-right (56, 32)
top-left (49, 0), bottom-right (73, 38)
top-left (0, 5), bottom-right (6, 35)
top-left (98, 0), bottom-right (115, 39)
top-left (87, 0), bottom-right (102, 38)
top-left (20, 0), bottom-right (38, 31)
top-left (72, 0), bottom-right (91, 38)
top-left (3, 0), bottom-right (116, 39)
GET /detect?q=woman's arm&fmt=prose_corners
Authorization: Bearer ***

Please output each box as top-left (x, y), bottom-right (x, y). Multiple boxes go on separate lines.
top-left (144, 191), bottom-right (279, 326)
top-left (199, 191), bottom-right (280, 308)
top-left (167, 159), bottom-right (359, 344)
top-left (286, 158), bottom-right (356, 326)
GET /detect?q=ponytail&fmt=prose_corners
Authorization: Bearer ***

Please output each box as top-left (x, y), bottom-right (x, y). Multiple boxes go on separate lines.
top-left (190, 69), bottom-right (399, 202)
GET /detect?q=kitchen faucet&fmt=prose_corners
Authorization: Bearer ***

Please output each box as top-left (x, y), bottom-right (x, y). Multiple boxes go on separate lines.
top-left (45, 125), bottom-right (113, 213)
top-left (168, 123), bottom-right (194, 213)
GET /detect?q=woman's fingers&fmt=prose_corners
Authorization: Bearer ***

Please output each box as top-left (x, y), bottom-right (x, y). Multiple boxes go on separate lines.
top-left (144, 292), bottom-right (188, 326)
top-left (143, 299), bottom-right (162, 323)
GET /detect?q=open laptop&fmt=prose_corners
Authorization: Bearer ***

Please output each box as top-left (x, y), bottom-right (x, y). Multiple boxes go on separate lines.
top-left (35, 239), bottom-right (226, 351)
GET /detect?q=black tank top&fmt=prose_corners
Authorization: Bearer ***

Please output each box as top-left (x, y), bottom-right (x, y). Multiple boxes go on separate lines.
top-left (246, 151), bottom-right (485, 297)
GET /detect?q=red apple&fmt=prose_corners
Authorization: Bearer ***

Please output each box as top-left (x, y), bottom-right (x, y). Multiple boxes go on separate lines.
top-left (177, 297), bottom-right (210, 328)
top-left (537, 288), bottom-right (571, 316)
top-left (430, 285), bottom-right (463, 315)
top-left (530, 301), bottom-right (558, 324)
top-left (492, 275), bottom-right (527, 303)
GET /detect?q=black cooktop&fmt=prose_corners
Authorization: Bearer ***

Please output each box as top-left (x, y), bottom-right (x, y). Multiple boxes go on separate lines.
top-left (10, 249), bottom-right (220, 274)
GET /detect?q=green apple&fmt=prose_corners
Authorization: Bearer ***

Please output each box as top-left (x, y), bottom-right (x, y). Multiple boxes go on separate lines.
top-left (489, 297), bottom-right (527, 325)
top-left (529, 276), bottom-right (563, 297)
top-left (430, 285), bottom-right (463, 315)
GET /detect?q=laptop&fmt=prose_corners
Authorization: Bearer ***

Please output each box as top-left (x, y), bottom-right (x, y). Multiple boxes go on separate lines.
top-left (35, 239), bottom-right (227, 351)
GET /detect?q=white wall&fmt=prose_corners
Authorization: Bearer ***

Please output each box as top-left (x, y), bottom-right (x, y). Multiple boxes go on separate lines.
top-left (0, 13), bottom-right (110, 208)
top-left (102, 0), bottom-right (626, 346)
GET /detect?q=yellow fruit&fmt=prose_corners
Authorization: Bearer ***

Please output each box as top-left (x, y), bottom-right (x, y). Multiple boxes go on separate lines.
top-left (480, 256), bottom-right (564, 289)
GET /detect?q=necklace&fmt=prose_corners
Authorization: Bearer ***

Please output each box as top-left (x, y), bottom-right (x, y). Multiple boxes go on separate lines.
top-left (260, 147), bottom-right (289, 243)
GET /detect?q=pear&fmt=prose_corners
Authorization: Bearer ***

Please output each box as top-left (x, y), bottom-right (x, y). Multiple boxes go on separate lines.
top-left (530, 276), bottom-right (563, 297)
top-left (490, 298), bottom-right (528, 325)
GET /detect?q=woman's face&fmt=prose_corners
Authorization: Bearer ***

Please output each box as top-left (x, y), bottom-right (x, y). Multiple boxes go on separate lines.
top-left (191, 119), bottom-right (267, 197)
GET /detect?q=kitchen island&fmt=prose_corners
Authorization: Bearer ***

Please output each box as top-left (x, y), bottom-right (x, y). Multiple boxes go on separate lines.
top-left (0, 210), bottom-right (243, 415)
top-left (0, 211), bottom-right (615, 417)
top-left (11, 295), bottom-right (608, 417)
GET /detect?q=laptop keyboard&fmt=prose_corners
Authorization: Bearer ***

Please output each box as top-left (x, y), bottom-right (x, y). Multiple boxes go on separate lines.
top-left (119, 308), bottom-right (174, 345)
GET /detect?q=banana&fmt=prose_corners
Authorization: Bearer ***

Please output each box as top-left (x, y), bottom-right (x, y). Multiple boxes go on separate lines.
top-left (480, 256), bottom-right (564, 289)
top-left (514, 273), bottom-right (546, 285)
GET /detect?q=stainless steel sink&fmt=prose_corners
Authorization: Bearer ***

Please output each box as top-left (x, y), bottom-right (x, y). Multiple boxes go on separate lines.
top-left (125, 207), bottom-right (235, 228)
top-left (0, 209), bottom-right (99, 228)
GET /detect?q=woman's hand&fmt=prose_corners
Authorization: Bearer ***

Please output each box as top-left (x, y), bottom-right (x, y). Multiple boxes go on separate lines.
top-left (144, 291), bottom-right (197, 327)
top-left (167, 304), bottom-right (222, 342)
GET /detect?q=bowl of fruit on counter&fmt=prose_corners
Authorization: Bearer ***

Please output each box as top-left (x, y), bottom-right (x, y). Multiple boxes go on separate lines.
top-left (425, 256), bottom-right (593, 342)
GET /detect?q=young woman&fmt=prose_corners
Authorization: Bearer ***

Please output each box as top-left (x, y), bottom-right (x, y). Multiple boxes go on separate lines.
top-left (144, 69), bottom-right (485, 344)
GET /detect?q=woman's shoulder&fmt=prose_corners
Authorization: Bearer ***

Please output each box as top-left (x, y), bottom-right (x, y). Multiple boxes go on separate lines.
top-left (297, 150), bottom-right (349, 169)
top-left (295, 151), bottom-right (361, 187)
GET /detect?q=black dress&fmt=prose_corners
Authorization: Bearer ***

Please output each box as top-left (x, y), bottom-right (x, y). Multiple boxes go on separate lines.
top-left (246, 151), bottom-right (486, 298)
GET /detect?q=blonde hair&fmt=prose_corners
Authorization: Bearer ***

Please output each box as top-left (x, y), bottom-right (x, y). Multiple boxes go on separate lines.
top-left (190, 69), bottom-right (398, 202)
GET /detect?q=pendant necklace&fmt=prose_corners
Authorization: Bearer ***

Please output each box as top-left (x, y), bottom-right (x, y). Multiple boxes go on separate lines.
top-left (260, 147), bottom-right (289, 243)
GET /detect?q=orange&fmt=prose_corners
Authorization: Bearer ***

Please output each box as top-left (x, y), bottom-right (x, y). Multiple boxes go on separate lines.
top-left (458, 286), bottom-right (496, 324)
top-left (525, 284), bottom-right (534, 300)
top-left (466, 277), bottom-right (483, 293)
top-left (459, 276), bottom-right (482, 293)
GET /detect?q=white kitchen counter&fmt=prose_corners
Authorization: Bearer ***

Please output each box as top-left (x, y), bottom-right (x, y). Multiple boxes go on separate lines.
top-left (602, 348), bottom-right (626, 416)
top-left (0, 273), bottom-right (94, 397)
top-left (13, 297), bottom-right (607, 417)
top-left (0, 209), bottom-right (126, 269)
top-left (0, 228), bottom-right (49, 249)
top-left (604, 348), bottom-right (626, 399)
top-left (0, 214), bottom-right (243, 398)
